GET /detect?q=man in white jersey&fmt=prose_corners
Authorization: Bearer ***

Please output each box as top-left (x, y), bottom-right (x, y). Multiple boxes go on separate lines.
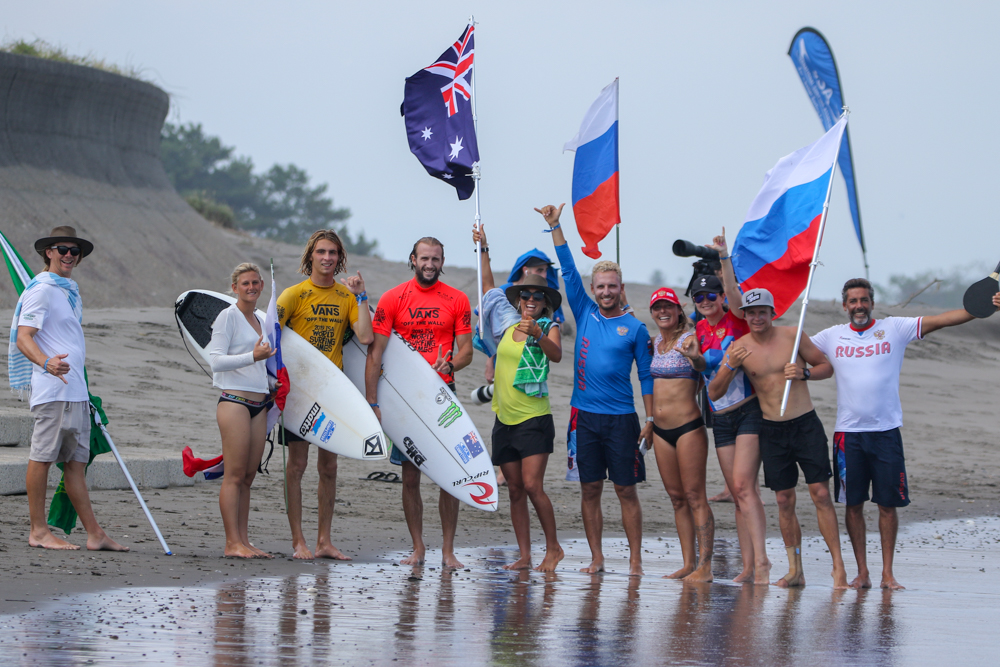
top-left (12, 226), bottom-right (127, 552)
top-left (810, 278), bottom-right (980, 590)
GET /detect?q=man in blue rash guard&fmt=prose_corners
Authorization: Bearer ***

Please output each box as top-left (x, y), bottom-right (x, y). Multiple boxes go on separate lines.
top-left (536, 203), bottom-right (654, 576)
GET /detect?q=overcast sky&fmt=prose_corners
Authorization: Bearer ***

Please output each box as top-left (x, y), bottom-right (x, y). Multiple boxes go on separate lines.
top-left (5, 1), bottom-right (999, 299)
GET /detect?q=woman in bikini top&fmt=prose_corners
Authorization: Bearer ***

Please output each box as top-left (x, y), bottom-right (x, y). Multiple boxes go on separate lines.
top-left (646, 287), bottom-right (715, 583)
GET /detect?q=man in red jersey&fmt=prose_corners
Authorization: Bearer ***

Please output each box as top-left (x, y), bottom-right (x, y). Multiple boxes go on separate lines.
top-left (364, 237), bottom-right (473, 568)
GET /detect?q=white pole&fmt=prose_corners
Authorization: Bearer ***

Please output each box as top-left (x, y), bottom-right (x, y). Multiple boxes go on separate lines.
top-left (94, 411), bottom-right (172, 555)
top-left (469, 15), bottom-right (483, 336)
top-left (779, 112), bottom-right (849, 417)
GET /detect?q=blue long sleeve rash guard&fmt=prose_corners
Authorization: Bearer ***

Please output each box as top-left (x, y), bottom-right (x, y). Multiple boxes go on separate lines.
top-left (555, 243), bottom-right (653, 415)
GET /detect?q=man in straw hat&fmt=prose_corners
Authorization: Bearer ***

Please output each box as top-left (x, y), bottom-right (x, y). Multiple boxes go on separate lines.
top-left (9, 226), bottom-right (127, 551)
top-left (709, 287), bottom-right (843, 588)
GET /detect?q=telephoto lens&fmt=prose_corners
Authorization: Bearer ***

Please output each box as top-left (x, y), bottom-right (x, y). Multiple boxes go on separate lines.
top-left (470, 384), bottom-right (494, 404)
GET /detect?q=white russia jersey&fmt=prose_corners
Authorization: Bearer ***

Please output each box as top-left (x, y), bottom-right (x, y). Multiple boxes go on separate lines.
top-left (810, 317), bottom-right (922, 432)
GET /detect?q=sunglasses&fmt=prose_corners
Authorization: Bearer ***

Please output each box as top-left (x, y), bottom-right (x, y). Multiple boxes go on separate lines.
top-left (51, 245), bottom-right (81, 257)
top-left (520, 291), bottom-right (546, 302)
top-left (693, 292), bottom-right (719, 304)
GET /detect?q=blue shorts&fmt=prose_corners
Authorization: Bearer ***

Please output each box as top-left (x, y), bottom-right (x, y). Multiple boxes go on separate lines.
top-left (833, 429), bottom-right (909, 508)
top-left (575, 410), bottom-right (645, 486)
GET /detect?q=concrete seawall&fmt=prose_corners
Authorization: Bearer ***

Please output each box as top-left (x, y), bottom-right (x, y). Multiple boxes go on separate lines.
top-left (0, 52), bottom-right (244, 307)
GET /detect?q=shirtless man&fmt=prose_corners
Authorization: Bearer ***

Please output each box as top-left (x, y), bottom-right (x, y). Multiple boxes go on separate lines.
top-left (710, 288), bottom-right (848, 589)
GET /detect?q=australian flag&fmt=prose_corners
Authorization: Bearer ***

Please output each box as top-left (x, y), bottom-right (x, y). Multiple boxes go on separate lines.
top-left (402, 22), bottom-right (480, 200)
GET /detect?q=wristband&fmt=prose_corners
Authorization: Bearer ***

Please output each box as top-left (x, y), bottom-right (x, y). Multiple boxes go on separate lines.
top-left (474, 246), bottom-right (489, 253)
top-left (42, 357), bottom-right (51, 374)
top-left (543, 223), bottom-right (561, 233)
top-left (719, 255), bottom-right (730, 261)
top-left (446, 361), bottom-right (455, 375)
top-left (356, 290), bottom-right (368, 303)
top-left (369, 402), bottom-right (379, 408)
top-left (645, 416), bottom-right (655, 423)
top-left (724, 363), bottom-right (736, 372)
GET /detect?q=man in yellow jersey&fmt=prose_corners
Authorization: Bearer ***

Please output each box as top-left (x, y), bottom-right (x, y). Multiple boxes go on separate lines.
top-left (276, 230), bottom-right (373, 560)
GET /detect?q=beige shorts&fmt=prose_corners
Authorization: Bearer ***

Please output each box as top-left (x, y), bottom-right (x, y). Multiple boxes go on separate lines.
top-left (29, 401), bottom-right (92, 464)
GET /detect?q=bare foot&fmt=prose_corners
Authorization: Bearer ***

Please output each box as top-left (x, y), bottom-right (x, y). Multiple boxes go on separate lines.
top-left (850, 572), bottom-right (872, 589)
top-left (580, 557), bottom-right (605, 574)
top-left (442, 553), bottom-right (464, 569)
top-left (880, 574), bottom-right (905, 590)
top-left (224, 544), bottom-right (257, 558)
top-left (247, 544), bottom-right (274, 559)
top-left (664, 566), bottom-right (694, 579)
top-left (628, 560), bottom-right (644, 577)
top-left (401, 550), bottom-right (425, 566)
top-left (29, 530), bottom-right (79, 550)
top-left (315, 544), bottom-right (352, 561)
top-left (774, 570), bottom-right (805, 587)
top-left (832, 564), bottom-right (849, 590)
top-left (733, 568), bottom-right (754, 583)
top-left (709, 490), bottom-right (734, 503)
top-left (682, 562), bottom-right (713, 583)
top-left (292, 543), bottom-right (314, 560)
top-left (535, 546), bottom-right (564, 572)
top-left (753, 561), bottom-right (772, 585)
top-left (503, 556), bottom-right (532, 570)
top-left (87, 534), bottom-right (129, 552)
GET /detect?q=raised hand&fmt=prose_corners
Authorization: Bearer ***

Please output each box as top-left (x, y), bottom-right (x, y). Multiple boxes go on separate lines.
top-left (706, 226), bottom-right (728, 255)
top-left (533, 203), bottom-right (565, 227)
top-left (679, 334), bottom-right (700, 359)
top-left (46, 353), bottom-right (71, 384)
top-left (726, 346), bottom-right (751, 368)
top-left (472, 222), bottom-right (488, 247)
top-left (431, 344), bottom-right (453, 374)
top-left (253, 333), bottom-right (276, 361)
top-left (993, 292), bottom-right (1000, 309)
top-left (515, 311), bottom-right (542, 339)
top-left (340, 271), bottom-right (366, 296)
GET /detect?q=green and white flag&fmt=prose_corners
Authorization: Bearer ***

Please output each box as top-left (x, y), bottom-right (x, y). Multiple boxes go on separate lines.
top-left (1, 228), bottom-right (111, 533)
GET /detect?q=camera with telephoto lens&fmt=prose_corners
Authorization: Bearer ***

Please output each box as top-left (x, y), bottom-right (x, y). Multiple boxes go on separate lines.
top-left (470, 384), bottom-right (494, 404)
top-left (672, 239), bottom-right (722, 297)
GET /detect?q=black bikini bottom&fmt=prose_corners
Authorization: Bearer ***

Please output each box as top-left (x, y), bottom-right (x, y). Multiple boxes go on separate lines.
top-left (219, 392), bottom-right (268, 419)
top-left (652, 416), bottom-right (705, 447)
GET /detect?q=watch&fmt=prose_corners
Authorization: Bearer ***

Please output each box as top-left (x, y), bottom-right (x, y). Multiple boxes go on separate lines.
top-left (802, 368), bottom-right (811, 381)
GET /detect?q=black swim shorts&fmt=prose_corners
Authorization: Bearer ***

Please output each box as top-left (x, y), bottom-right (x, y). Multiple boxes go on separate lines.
top-left (491, 414), bottom-right (555, 466)
top-left (759, 409), bottom-right (832, 491)
top-left (833, 429), bottom-right (910, 508)
top-left (575, 410), bottom-right (645, 486)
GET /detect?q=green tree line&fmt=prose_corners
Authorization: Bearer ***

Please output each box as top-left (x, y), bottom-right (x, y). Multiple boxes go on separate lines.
top-left (160, 123), bottom-right (376, 253)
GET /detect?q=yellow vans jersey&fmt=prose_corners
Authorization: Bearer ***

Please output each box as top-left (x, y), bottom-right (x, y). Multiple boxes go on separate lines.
top-left (276, 278), bottom-right (359, 369)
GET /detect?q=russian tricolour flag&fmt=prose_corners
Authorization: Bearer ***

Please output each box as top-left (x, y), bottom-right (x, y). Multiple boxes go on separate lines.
top-left (564, 79), bottom-right (619, 259)
top-left (732, 116), bottom-right (848, 317)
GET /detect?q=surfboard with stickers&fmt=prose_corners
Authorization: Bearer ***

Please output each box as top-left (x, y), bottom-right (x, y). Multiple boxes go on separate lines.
top-left (342, 317), bottom-right (498, 511)
top-left (174, 290), bottom-right (387, 461)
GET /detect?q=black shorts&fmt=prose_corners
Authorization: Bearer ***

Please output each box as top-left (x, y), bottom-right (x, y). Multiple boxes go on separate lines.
top-left (833, 429), bottom-right (909, 508)
top-left (390, 383), bottom-right (457, 466)
top-left (760, 410), bottom-right (832, 491)
top-left (711, 396), bottom-right (763, 447)
top-left (491, 414), bottom-right (555, 465)
top-left (280, 426), bottom-right (307, 445)
top-left (575, 410), bottom-right (645, 486)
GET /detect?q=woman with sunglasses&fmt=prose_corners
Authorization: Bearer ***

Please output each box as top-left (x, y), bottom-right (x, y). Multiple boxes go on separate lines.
top-left (694, 228), bottom-right (770, 584)
top-left (647, 287), bottom-right (713, 581)
top-left (208, 263), bottom-right (278, 558)
top-left (472, 223), bottom-right (564, 571)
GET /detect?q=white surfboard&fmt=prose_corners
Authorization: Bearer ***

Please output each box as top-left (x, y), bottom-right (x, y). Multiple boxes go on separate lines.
top-left (175, 289), bottom-right (387, 461)
top-left (341, 321), bottom-right (499, 511)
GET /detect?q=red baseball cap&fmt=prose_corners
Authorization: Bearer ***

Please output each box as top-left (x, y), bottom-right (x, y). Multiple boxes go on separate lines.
top-left (649, 287), bottom-right (681, 308)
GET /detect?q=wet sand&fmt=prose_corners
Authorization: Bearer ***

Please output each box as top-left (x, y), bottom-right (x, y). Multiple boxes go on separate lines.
top-left (2, 517), bottom-right (998, 666)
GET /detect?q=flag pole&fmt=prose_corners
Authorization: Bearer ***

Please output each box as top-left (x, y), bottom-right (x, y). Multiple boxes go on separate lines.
top-left (95, 414), bottom-right (172, 555)
top-left (468, 15), bottom-right (483, 336)
top-left (780, 110), bottom-right (849, 417)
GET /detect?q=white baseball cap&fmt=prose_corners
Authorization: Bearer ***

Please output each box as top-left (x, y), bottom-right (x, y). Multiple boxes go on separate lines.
top-left (740, 288), bottom-right (775, 310)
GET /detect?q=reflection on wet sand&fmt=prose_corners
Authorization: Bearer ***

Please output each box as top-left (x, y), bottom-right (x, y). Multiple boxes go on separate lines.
top-left (2, 518), bottom-right (997, 667)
